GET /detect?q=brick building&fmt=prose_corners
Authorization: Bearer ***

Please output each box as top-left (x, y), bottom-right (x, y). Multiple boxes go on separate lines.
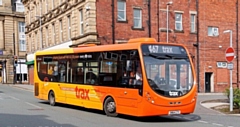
top-left (22, 0), bottom-right (239, 93)
top-left (0, 0), bottom-right (27, 84)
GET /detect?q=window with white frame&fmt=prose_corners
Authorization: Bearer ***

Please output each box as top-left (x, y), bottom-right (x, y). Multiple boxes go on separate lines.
top-left (217, 62), bottom-right (227, 68)
top-left (175, 13), bottom-right (183, 31)
top-left (68, 16), bottom-right (71, 40)
top-left (59, 20), bottom-right (63, 42)
top-left (208, 26), bottom-right (219, 36)
top-left (80, 9), bottom-right (84, 35)
top-left (45, 27), bottom-right (48, 46)
top-left (190, 14), bottom-right (196, 32)
top-left (133, 8), bottom-right (142, 28)
top-left (16, 0), bottom-right (25, 12)
top-left (52, 23), bottom-right (55, 44)
top-left (0, 0), bottom-right (2, 5)
top-left (117, 0), bottom-right (126, 21)
top-left (18, 22), bottom-right (26, 51)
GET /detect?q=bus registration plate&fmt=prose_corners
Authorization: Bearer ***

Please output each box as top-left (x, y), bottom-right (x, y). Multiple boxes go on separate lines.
top-left (168, 110), bottom-right (181, 115)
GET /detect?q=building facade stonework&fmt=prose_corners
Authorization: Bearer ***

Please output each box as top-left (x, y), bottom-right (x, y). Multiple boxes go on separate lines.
top-left (23, 0), bottom-right (240, 93)
top-left (0, 0), bottom-right (26, 84)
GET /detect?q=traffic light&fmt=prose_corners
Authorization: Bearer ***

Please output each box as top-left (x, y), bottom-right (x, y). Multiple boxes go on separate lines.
top-left (14, 56), bottom-right (18, 65)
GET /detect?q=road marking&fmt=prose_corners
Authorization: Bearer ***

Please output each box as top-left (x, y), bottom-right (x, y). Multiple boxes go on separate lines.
top-left (8, 95), bottom-right (20, 100)
top-left (198, 120), bottom-right (208, 124)
top-left (228, 126), bottom-right (234, 127)
top-left (25, 102), bottom-right (43, 109)
top-left (212, 123), bottom-right (223, 126)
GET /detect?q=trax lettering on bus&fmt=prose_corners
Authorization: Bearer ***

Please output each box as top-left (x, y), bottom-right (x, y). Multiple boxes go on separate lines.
top-left (162, 46), bottom-right (173, 53)
top-left (75, 87), bottom-right (90, 100)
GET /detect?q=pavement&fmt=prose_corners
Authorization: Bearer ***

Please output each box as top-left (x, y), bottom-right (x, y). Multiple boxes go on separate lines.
top-left (4, 84), bottom-right (240, 116)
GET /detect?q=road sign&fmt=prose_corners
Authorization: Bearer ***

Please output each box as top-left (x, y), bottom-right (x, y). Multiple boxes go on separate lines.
top-left (227, 63), bottom-right (234, 70)
top-left (225, 47), bottom-right (235, 62)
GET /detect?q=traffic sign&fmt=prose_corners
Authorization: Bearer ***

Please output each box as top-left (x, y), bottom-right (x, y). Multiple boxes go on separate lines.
top-left (225, 47), bottom-right (235, 62)
top-left (227, 63), bottom-right (234, 70)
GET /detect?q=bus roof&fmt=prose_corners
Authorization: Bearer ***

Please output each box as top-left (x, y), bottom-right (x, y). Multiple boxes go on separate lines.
top-left (35, 38), bottom-right (184, 56)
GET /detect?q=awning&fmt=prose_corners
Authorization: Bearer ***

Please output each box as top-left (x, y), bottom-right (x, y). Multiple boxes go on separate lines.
top-left (26, 60), bottom-right (34, 65)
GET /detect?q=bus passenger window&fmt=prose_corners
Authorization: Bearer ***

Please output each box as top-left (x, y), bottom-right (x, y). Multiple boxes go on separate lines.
top-left (48, 66), bottom-right (53, 75)
top-left (52, 65), bottom-right (59, 81)
top-left (77, 68), bottom-right (84, 83)
top-left (86, 68), bottom-right (97, 84)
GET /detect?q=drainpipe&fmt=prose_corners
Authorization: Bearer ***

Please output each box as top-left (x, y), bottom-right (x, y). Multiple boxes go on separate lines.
top-left (157, 0), bottom-right (160, 41)
top-left (237, 0), bottom-right (239, 88)
top-left (148, 0), bottom-right (151, 37)
top-left (111, 0), bottom-right (115, 44)
top-left (196, 0), bottom-right (200, 92)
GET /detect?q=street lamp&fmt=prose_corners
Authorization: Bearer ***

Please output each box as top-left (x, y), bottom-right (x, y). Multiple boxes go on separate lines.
top-left (166, 1), bottom-right (173, 43)
top-left (223, 29), bottom-right (233, 112)
top-left (35, 16), bottom-right (43, 49)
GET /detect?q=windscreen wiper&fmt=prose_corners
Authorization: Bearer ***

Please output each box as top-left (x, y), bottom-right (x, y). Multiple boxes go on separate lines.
top-left (146, 53), bottom-right (170, 59)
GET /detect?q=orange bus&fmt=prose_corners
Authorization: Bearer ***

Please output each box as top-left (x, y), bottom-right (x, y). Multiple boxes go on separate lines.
top-left (34, 38), bottom-right (197, 117)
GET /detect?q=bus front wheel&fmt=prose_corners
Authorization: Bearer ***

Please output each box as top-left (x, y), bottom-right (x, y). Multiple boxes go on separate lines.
top-left (104, 97), bottom-right (118, 117)
top-left (48, 91), bottom-right (56, 106)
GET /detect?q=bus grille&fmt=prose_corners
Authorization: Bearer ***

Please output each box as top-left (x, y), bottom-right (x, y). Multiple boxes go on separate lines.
top-left (34, 83), bottom-right (39, 96)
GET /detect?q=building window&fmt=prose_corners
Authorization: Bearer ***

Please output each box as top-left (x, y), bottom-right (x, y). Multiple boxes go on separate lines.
top-left (133, 8), bottom-right (142, 28)
top-left (190, 14), bottom-right (196, 33)
top-left (59, 20), bottom-right (63, 42)
top-left (16, 0), bottom-right (24, 12)
top-left (79, 9), bottom-right (84, 35)
top-left (52, 24), bottom-right (55, 44)
top-left (45, 27), bottom-right (48, 46)
top-left (68, 16), bottom-right (71, 40)
top-left (208, 26), bottom-right (219, 36)
top-left (175, 13), bottom-right (183, 31)
top-left (217, 62), bottom-right (227, 68)
top-left (117, 0), bottom-right (126, 21)
top-left (18, 22), bottom-right (26, 51)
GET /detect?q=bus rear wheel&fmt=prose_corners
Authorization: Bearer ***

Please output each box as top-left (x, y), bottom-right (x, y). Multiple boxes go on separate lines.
top-left (48, 91), bottom-right (56, 106)
top-left (104, 97), bottom-right (118, 117)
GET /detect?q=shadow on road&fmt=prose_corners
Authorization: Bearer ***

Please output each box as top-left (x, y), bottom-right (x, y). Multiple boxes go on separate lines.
top-left (39, 101), bottom-right (201, 122)
top-left (118, 114), bottom-right (201, 122)
top-left (0, 113), bottom-right (76, 127)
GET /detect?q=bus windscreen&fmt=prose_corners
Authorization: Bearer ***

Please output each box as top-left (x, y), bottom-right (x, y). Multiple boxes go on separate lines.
top-left (142, 44), bottom-right (193, 97)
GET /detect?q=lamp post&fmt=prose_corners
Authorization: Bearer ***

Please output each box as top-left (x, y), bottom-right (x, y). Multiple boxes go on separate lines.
top-left (166, 1), bottom-right (173, 43)
top-left (223, 29), bottom-right (233, 112)
top-left (36, 16), bottom-right (42, 49)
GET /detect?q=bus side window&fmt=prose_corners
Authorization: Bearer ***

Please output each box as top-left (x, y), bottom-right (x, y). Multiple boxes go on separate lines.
top-left (77, 68), bottom-right (84, 83)
top-left (86, 68), bottom-right (97, 84)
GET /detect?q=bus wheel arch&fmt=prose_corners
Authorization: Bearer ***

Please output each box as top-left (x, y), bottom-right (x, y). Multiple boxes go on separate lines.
top-left (103, 96), bottom-right (118, 117)
top-left (48, 90), bottom-right (56, 106)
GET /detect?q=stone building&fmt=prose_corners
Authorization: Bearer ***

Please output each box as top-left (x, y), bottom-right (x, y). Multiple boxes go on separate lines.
top-left (22, 0), bottom-right (239, 93)
top-left (0, 0), bottom-right (26, 84)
